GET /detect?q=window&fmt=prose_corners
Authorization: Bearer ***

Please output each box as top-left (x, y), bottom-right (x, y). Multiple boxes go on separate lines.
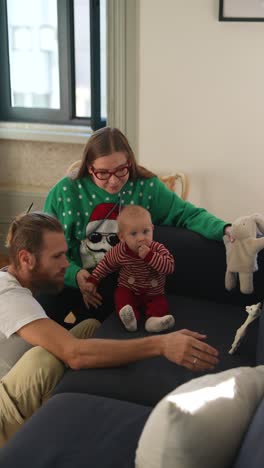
top-left (0, 0), bottom-right (106, 130)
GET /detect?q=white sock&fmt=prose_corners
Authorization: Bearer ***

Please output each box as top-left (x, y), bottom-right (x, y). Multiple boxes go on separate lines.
top-left (145, 315), bottom-right (175, 333)
top-left (119, 305), bottom-right (137, 332)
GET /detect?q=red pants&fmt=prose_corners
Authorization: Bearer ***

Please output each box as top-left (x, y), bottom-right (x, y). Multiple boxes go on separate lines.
top-left (114, 286), bottom-right (169, 320)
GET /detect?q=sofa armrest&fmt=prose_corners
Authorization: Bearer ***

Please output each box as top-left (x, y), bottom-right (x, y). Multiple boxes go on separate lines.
top-left (256, 301), bottom-right (264, 365)
top-left (233, 396), bottom-right (264, 468)
top-left (0, 393), bottom-right (151, 468)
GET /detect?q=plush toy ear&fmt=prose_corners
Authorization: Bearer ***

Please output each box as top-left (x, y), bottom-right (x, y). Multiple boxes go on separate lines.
top-left (252, 213), bottom-right (264, 235)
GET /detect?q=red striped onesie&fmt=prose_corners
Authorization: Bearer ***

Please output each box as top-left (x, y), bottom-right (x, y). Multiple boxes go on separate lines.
top-left (88, 241), bottom-right (175, 320)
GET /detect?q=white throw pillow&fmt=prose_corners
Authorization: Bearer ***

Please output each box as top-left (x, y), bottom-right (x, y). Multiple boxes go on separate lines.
top-left (135, 366), bottom-right (264, 468)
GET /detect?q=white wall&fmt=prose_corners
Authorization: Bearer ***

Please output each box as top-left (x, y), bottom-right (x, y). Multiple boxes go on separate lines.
top-left (138, 0), bottom-right (264, 221)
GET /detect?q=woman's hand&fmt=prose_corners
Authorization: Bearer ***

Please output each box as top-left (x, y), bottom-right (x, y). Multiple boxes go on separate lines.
top-left (161, 329), bottom-right (219, 372)
top-left (76, 269), bottom-right (102, 308)
top-left (224, 225), bottom-right (234, 242)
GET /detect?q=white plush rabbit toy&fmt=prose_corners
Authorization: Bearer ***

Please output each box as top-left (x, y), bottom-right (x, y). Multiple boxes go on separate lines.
top-left (223, 213), bottom-right (264, 294)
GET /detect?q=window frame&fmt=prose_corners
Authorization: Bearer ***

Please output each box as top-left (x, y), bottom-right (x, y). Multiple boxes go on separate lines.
top-left (0, 0), bottom-right (106, 130)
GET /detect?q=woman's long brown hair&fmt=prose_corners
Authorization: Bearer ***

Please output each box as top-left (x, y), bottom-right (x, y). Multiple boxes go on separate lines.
top-left (72, 127), bottom-right (156, 180)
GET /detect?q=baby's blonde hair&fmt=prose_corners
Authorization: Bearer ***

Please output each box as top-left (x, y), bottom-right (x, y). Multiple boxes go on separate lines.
top-left (117, 205), bottom-right (152, 231)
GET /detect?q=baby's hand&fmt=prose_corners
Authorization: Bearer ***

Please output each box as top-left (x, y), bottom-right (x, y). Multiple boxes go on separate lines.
top-left (138, 244), bottom-right (150, 259)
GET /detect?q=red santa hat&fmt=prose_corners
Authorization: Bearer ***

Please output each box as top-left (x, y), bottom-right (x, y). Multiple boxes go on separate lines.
top-left (89, 203), bottom-right (120, 222)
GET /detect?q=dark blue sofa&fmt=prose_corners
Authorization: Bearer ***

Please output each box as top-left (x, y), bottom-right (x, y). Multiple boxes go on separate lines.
top-left (1, 226), bottom-right (264, 467)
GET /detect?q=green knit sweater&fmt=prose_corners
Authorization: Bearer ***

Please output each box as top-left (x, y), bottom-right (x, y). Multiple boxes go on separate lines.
top-left (44, 175), bottom-right (227, 288)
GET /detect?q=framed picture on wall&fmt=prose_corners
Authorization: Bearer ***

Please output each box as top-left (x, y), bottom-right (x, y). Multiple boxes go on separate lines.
top-left (219, 0), bottom-right (264, 22)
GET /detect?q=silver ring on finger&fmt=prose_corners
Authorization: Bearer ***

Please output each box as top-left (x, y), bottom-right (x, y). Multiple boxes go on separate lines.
top-left (193, 358), bottom-right (198, 366)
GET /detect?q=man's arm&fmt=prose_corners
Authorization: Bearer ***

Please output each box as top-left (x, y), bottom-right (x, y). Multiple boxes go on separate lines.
top-left (17, 318), bottom-right (219, 372)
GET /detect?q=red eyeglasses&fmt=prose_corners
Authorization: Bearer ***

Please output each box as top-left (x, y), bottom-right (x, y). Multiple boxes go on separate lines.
top-left (90, 163), bottom-right (131, 181)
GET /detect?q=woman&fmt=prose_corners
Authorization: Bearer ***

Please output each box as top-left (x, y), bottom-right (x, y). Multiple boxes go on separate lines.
top-left (39, 126), bottom-right (231, 326)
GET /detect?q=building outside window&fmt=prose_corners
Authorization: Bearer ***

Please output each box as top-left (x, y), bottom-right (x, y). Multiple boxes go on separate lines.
top-left (0, 0), bottom-right (106, 130)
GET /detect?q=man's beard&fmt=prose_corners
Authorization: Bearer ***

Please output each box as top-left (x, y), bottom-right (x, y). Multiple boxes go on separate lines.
top-left (30, 268), bottom-right (65, 294)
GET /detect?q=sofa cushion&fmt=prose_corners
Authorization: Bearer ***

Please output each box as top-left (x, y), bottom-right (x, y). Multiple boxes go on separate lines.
top-left (54, 296), bottom-right (258, 406)
top-left (135, 366), bottom-right (264, 468)
top-left (233, 397), bottom-right (264, 468)
top-left (0, 393), bottom-right (151, 468)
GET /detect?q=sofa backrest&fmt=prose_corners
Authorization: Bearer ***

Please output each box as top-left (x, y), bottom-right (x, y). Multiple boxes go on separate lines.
top-left (154, 226), bottom-right (264, 307)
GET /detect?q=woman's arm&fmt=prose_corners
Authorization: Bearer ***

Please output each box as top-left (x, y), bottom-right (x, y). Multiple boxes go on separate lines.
top-left (150, 178), bottom-right (228, 241)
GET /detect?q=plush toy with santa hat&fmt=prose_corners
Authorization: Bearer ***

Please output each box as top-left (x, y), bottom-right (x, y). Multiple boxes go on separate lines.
top-left (80, 203), bottom-right (121, 269)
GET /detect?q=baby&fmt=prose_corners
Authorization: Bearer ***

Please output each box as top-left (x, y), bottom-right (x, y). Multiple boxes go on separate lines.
top-left (87, 205), bottom-right (175, 333)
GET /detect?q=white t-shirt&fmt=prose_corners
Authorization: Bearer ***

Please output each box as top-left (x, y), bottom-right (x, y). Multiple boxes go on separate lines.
top-left (0, 271), bottom-right (48, 379)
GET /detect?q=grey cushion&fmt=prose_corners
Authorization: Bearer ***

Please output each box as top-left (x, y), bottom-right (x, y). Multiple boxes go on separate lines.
top-left (136, 366), bottom-right (264, 468)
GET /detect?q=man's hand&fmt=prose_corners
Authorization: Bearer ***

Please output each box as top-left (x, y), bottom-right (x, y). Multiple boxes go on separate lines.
top-left (138, 244), bottom-right (151, 259)
top-left (76, 269), bottom-right (102, 308)
top-left (161, 329), bottom-right (219, 372)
